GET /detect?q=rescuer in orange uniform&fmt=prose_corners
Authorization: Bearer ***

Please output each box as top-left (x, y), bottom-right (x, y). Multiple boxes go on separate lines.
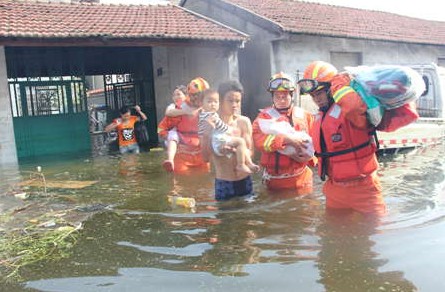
top-left (252, 73), bottom-right (315, 195)
top-left (298, 61), bottom-right (385, 215)
top-left (158, 77), bottom-right (210, 173)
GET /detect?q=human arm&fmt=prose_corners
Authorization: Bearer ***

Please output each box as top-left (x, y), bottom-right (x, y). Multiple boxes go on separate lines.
top-left (200, 134), bottom-right (212, 162)
top-left (330, 75), bottom-right (370, 130)
top-left (199, 119), bottom-right (213, 163)
top-left (304, 112), bottom-right (318, 167)
top-left (252, 112), bottom-right (287, 153)
top-left (236, 116), bottom-right (254, 154)
top-left (134, 105), bottom-right (147, 121)
top-left (105, 119), bottom-right (120, 132)
top-left (165, 103), bottom-right (199, 117)
top-left (335, 90), bottom-right (369, 129)
top-left (157, 115), bottom-right (180, 139)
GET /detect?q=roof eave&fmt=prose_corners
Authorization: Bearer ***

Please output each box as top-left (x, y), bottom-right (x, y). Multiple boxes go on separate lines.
top-left (0, 36), bottom-right (245, 48)
top-left (286, 30), bottom-right (445, 47)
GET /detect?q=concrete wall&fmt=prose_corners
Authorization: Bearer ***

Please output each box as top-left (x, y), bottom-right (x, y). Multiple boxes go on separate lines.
top-left (270, 35), bottom-right (445, 113)
top-left (0, 46), bottom-right (18, 167)
top-left (272, 34), bottom-right (445, 75)
top-left (182, 0), bottom-right (280, 118)
top-left (152, 45), bottom-right (239, 123)
top-left (183, 0), bottom-right (445, 115)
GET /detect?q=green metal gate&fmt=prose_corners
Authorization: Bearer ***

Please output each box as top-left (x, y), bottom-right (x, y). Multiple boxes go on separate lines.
top-left (9, 76), bottom-right (90, 159)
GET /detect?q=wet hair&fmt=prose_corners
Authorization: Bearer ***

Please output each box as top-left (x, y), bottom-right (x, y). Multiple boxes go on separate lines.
top-left (119, 105), bottom-right (131, 115)
top-left (175, 85), bottom-right (187, 95)
top-left (218, 80), bottom-right (244, 102)
top-left (202, 88), bottom-right (219, 100)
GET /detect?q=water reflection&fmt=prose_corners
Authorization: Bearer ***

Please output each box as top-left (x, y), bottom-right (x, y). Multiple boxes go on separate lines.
top-left (317, 212), bottom-right (417, 292)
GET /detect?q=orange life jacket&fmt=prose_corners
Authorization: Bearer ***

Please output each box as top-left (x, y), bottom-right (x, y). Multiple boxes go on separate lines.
top-left (255, 107), bottom-right (311, 176)
top-left (312, 103), bottom-right (378, 182)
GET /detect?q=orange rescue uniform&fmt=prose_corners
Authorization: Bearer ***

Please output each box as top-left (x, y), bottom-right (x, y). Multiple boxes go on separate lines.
top-left (311, 74), bottom-right (386, 215)
top-left (158, 109), bottom-right (209, 173)
top-left (253, 106), bottom-right (315, 195)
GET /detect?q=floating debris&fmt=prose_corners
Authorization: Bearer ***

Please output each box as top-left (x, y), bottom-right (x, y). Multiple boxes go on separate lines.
top-left (0, 223), bottom-right (82, 281)
top-left (13, 193), bottom-right (27, 200)
top-left (168, 195), bottom-right (196, 208)
top-left (75, 203), bottom-right (111, 213)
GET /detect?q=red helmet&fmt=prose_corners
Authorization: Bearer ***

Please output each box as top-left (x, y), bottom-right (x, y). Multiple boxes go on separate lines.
top-left (268, 72), bottom-right (295, 92)
top-left (187, 77), bottom-right (210, 95)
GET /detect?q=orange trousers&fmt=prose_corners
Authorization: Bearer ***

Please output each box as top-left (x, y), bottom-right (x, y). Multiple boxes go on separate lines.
top-left (174, 151), bottom-right (210, 173)
top-left (265, 167), bottom-right (313, 195)
top-left (323, 172), bottom-right (386, 216)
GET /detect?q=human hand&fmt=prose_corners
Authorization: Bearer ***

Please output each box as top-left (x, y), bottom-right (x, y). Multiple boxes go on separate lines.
top-left (222, 144), bottom-right (236, 153)
top-left (205, 116), bottom-right (217, 129)
top-left (285, 136), bottom-right (308, 150)
top-left (290, 152), bottom-right (312, 162)
top-left (288, 139), bottom-right (314, 162)
top-left (134, 105), bottom-right (141, 112)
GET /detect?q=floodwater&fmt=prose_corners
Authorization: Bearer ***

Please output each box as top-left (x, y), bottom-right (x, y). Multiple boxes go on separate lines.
top-left (1, 144), bottom-right (445, 292)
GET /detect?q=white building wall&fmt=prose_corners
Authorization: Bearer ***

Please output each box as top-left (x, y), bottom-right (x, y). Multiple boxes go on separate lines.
top-left (0, 46), bottom-right (18, 167)
top-left (152, 45), bottom-right (239, 123)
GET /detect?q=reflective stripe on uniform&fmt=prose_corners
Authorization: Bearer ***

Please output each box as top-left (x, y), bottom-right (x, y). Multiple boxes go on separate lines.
top-left (333, 86), bottom-right (355, 103)
top-left (263, 134), bottom-right (275, 152)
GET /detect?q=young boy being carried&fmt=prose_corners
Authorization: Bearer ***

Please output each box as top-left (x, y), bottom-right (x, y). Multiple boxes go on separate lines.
top-left (199, 89), bottom-right (259, 174)
top-left (158, 78), bottom-right (209, 173)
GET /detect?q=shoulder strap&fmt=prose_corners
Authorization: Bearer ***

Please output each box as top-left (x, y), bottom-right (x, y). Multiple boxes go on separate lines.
top-left (265, 107), bottom-right (281, 119)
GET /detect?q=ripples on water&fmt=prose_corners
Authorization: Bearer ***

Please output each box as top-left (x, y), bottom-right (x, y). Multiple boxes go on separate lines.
top-left (0, 144), bottom-right (444, 291)
top-left (379, 146), bottom-right (445, 230)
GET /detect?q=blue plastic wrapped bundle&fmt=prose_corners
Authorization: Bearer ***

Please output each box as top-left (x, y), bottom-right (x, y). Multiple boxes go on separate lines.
top-left (348, 65), bottom-right (425, 110)
top-left (350, 79), bottom-right (384, 126)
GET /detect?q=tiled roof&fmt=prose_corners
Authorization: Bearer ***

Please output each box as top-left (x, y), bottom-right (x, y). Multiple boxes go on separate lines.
top-left (0, 0), bottom-right (247, 43)
top-left (222, 0), bottom-right (445, 45)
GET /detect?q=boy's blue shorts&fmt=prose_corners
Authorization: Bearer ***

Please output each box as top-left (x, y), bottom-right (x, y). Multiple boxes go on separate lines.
top-left (215, 176), bottom-right (253, 201)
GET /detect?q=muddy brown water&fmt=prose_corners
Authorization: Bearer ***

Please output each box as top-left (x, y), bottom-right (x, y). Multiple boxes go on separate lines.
top-left (1, 145), bottom-right (445, 292)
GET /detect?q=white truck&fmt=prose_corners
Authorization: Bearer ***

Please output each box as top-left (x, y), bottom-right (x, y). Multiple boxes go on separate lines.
top-left (377, 63), bottom-right (445, 151)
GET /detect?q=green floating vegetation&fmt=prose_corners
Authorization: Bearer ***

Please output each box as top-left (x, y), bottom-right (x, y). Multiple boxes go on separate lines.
top-left (0, 224), bottom-right (81, 282)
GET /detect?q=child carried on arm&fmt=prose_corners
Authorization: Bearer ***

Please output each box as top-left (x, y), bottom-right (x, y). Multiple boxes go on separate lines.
top-left (160, 85), bottom-right (188, 172)
top-left (199, 89), bottom-right (259, 174)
